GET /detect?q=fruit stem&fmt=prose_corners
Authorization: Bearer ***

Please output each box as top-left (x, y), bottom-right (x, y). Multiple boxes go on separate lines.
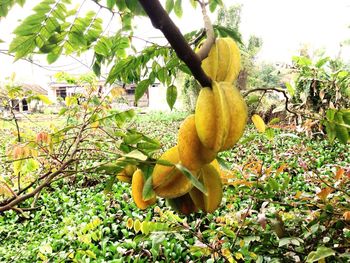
top-left (196, 0), bottom-right (215, 61)
top-left (138, 0), bottom-right (212, 88)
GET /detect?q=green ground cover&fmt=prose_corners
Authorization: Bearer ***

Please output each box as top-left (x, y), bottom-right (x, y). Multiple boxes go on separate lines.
top-left (0, 111), bottom-right (349, 262)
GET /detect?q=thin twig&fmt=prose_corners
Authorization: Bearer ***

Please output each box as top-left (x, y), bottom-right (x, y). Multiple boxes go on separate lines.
top-left (243, 87), bottom-right (299, 117)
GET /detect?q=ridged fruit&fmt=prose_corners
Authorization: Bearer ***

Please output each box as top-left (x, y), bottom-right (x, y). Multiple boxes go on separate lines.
top-left (166, 193), bottom-right (198, 215)
top-left (220, 83), bottom-right (247, 150)
top-left (195, 87), bottom-right (217, 150)
top-left (195, 81), bottom-right (230, 152)
top-left (202, 42), bottom-right (218, 80)
top-left (189, 164), bottom-right (223, 213)
top-left (117, 173), bottom-right (132, 183)
top-left (178, 114), bottom-right (216, 171)
top-left (212, 81), bottom-right (230, 149)
top-left (152, 146), bottom-right (194, 198)
top-left (117, 164), bottom-right (137, 183)
top-left (132, 169), bottom-right (156, 210)
top-left (224, 37), bottom-right (241, 82)
top-left (211, 159), bottom-right (220, 172)
top-left (216, 38), bottom-right (232, 82)
top-left (201, 37), bottom-right (241, 83)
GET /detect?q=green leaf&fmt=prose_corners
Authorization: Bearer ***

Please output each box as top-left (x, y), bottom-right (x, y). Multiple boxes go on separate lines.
top-left (326, 109), bottom-right (336, 121)
top-left (135, 79), bottom-right (150, 102)
top-left (142, 171), bottom-right (156, 201)
top-left (279, 237), bottom-right (303, 247)
top-left (209, 0), bottom-right (218, 12)
top-left (125, 0), bottom-right (144, 15)
top-left (268, 118), bottom-right (280, 125)
top-left (36, 94), bottom-right (52, 105)
top-left (174, 0), bottom-right (183, 17)
top-left (285, 82), bottom-right (295, 97)
top-left (240, 134), bottom-right (257, 144)
top-left (124, 150), bottom-right (148, 161)
top-left (189, 0), bottom-right (197, 8)
top-left (47, 47), bottom-right (62, 64)
top-left (124, 133), bottom-right (143, 144)
top-left (175, 164), bottom-right (207, 195)
top-left (65, 96), bottom-right (78, 107)
top-left (121, 12), bottom-right (132, 31)
top-left (325, 122), bottom-right (336, 143)
top-left (315, 57), bottom-right (329, 68)
top-left (265, 128), bottom-right (275, 140)
top-left (213, 25), bottom-right (242, 44)
top-left (107, 0), bottom-right (115, 9)
top-left (166, 85), bottom-right (177, 110)
top-left (306, 246), bottom-right (336, 262)
top-left (94, 37), bottom-right (112, 57)
top-left (157, 67), bottom-right (167, 84)
top-left (246, 95), bottom-right (260, 105)
top-left (268, 178), bottom-right (279, 191)
top-left (137, 142), bottom-right (160, 153)
top-left (335, 111), bottom-right (349, 144)
top-left (178, 64), bottom-right (191, 75)
top-left (165, 0), bottom-right (174, 13)
top-left (9, 35), bottom-right (36, 60)
top-left (335, 124), bottom-right (349, 144)
top-left (342, 110), bottom-right (350, 126)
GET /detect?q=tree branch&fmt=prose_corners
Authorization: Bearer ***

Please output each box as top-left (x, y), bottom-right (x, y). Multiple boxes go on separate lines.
top-left (138, 0), bottom-right (212, 88)
top-left (196, 0), bottom-right (215, 60)
top-left (243, 87), bottom-right (298, 117)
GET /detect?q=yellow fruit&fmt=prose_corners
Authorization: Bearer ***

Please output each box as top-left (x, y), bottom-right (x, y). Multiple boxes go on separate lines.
top-left (124, 164), bottom-right (137, 176)
top-left (201, 42), bottom-right (218, 80)
top-left (116, 164), bottom-right (137, 183)
top-left (189, 164), bottom-right (223, 213)
top-left (152, 146), bottom-right (194, 198)
top-left (211, 159), bottom-right (220, 172)
top-left (195, 87), bottom-right (217, 150)
top-left (220, 83), bottom-right (247, 150)
top-left (166, 193), bottom-right (198, 215)
top-left (132, 169), bottom-right (156, 210)
top-left (212, 81), bottom-right (230, 150)
top-left (216, 38), bottom-right (231, 82)
top-left (178, 115), bottom-right (216, 171)
top-left (224, 38), bottom-right (241, 83)
top-left (195, 81), bottom-right (230, 152)
top-left (202, 38), bottom-right (241, 83)
top-left (117, 172), bottom-right (132, 183)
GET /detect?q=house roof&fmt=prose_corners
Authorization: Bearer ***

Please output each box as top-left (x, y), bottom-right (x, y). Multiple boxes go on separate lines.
top-left (20, 84), bottom-right (48, 95)
top-left (0, 84), bottom-right (47, 98)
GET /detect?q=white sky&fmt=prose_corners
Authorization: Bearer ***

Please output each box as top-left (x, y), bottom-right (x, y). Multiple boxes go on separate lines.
top-left (0, 0), bottom-right (349, 87)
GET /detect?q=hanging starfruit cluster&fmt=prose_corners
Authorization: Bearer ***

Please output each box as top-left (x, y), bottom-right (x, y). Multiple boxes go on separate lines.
top-left (126, 37), bottom-right (248, 215)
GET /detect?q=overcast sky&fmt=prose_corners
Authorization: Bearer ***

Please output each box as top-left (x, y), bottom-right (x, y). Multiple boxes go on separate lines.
top-left (0, 0), bottom-right (349, 87)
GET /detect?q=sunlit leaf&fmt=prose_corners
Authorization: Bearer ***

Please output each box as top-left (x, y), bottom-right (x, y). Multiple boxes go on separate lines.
top-left (252, 114), bottom-right (266, 133)
top-left (165, 0), bottom-right (174, 13)
top-left (124, 150), bottom-right (148, 161)
top-left (174, 0), bottom-right (183, 17)
top-left (175, 164), bottom-right (207, 195)
top-left (306, 246), bottom-right (335, 262)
